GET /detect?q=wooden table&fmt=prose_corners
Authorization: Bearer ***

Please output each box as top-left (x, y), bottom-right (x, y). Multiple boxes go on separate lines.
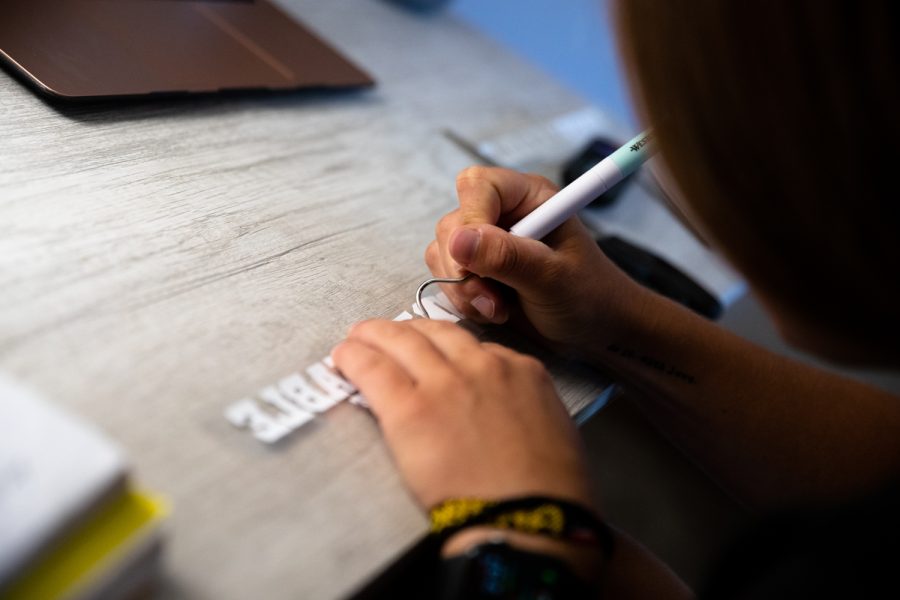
top-left (0, 1), bottom-right (608, 597)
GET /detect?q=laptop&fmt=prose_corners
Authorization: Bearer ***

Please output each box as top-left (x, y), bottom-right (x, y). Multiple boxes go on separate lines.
top-left (0, 0), bottom-right (374, 101)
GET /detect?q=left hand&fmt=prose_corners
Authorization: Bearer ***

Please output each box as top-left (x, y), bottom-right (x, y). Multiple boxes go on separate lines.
top-left (331, 318), bottom-right (595, 509)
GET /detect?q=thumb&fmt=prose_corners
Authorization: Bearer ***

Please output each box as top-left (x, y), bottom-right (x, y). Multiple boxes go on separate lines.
top-left (449, 224), bottom-right (553, 291)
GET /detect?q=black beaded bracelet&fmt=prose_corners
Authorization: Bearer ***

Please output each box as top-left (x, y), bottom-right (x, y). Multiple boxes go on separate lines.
top-left (429, 496), bottom-right (615, 559)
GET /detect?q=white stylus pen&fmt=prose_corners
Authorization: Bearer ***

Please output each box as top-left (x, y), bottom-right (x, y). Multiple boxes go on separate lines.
top-left (415, 129), bottom-right (655, 318)
top-left (509, 129), bottom-right (655, 240)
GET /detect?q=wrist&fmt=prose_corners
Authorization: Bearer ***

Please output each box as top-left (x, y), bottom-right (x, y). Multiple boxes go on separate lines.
top-left (582, 279), bottom-right (665, 366)
top-left (442, 526), bottom-right (605, 586)
top-left (586, 280), bottom-right (715, 396)
top-left (429, 495), bottom-right (613, 586)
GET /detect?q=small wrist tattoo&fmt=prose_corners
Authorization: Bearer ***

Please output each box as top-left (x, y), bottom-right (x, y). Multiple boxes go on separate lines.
top-left (606, 344), bottom-right (696, 384)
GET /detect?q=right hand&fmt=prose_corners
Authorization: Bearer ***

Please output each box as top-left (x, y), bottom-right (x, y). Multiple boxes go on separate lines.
top-left (332, 318), bottom-right (595, 510)
top-left (426, 166), bottom-right (650, 358)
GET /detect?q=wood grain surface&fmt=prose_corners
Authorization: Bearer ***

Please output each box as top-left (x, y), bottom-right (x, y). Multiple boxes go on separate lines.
top-left (0, 1), bottom-right (608, 598)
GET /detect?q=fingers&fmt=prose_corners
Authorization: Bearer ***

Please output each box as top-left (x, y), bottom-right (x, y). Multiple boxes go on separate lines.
top-left (335, 319), bottom-right (519, 394)
top-left (404, 319), bottom-right (483, 366)
top-left (345, 320), bottom-right (484, 378)
top-left (333, 320), bottom-right (463, 419)
top-left (426, 229), bottom-right (509, 323)
top-left (331, 338), bottom-right (414, 415)
top-left (448, 223), bottom-right (558, 292)
top-left (427, 168), bottom-right (560, 323)
top-left (482, 342), bottom-right (548, 381)
top-left (391, 322), bottom-right (543, 394)
top-left (455, 166), bottom-right (558, 227)
top-left (480, 341), bottom-right (522, 361)
top-left (344, 320), bottom-right (454, 386)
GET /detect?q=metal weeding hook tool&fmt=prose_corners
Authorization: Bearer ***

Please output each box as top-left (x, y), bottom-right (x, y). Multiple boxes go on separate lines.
top-left (414, 274), bottom-right (472, 319)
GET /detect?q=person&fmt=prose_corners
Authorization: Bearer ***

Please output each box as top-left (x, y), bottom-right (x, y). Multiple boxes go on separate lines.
top-left (332, 1), bottom-right (900, 597)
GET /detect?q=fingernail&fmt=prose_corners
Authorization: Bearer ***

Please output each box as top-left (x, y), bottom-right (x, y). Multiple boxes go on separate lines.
top-left (471, 295), bottom-right (495, 320)
top-left (450, 228), bottom-right (481, 266)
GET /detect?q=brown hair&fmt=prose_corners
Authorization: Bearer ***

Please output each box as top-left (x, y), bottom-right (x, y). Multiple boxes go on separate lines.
top-left (614, 1), bottom-right (900, 359)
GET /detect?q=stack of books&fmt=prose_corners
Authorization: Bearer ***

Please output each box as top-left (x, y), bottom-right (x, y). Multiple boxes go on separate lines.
top-left (0, 374), bottom-right (167, 600)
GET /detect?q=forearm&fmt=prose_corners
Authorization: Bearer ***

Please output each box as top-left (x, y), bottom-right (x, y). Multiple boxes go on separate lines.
top-left (589, 289), bottom-right (900, 509)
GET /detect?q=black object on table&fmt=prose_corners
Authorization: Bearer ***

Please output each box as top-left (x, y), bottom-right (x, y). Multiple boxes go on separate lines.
top-left (597, 235), bottom-right (722, 320)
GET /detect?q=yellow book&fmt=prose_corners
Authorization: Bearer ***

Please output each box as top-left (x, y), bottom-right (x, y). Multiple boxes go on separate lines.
top-left (3, 489), bottom-right (168, 600)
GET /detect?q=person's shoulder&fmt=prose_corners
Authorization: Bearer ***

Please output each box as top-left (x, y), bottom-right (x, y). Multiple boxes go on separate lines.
top-left (700, 478), bottom-right (900, 599)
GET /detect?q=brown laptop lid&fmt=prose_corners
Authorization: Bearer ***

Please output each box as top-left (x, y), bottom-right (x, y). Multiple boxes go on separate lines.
top-left (0, 0), bottom-right (373, 100)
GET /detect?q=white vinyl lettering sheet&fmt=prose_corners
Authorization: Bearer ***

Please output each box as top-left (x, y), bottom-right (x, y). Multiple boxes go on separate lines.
top-left (225, 292), bottom-right (462, 443)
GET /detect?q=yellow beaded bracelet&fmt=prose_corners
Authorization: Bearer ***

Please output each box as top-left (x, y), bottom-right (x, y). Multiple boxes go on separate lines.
top-left (428, 496), bottom-right (614, 557)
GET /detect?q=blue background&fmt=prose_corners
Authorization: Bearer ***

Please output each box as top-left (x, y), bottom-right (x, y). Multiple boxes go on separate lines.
top-left (451, 0), bottom-right (634, 125)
